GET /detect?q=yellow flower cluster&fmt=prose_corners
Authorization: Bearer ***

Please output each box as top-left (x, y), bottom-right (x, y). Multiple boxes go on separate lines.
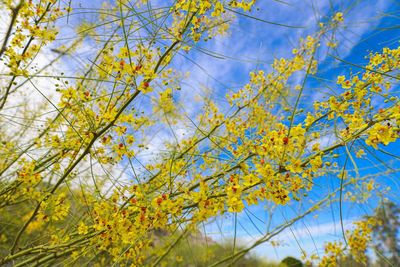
top-left (318, 217), bottom-right (378, 266)
top-left (310, 46), bottom-right (400, 150)
top-left (2, 0), bottom-right (63, 76)
top-left (347, 217), bottom-right (378, 263)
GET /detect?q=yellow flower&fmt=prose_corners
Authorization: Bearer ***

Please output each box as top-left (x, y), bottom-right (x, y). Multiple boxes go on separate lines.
top-left (78, 222), bottom-right (89, 235)
top-left (337, 75), bottom-right (346, 84)
top-left (333, 12), bottom-right (344, 23)
top-left (356, 149), bottom-right (365, 158)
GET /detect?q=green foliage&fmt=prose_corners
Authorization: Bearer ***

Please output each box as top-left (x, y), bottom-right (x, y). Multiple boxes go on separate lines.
top-left (281, 256), bottom-right (303, 267)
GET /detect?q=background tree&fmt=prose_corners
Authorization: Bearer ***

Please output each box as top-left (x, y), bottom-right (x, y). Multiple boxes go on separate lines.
top-left (281, 256), bottom-right (303, 267)
top-left (338, 254), bottom-right (370, 267)
top-left (371, 201), bottom-right (400, 267)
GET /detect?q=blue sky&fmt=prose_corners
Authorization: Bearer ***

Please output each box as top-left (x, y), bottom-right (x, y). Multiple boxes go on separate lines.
top-left (47, 0), bottom-right (400, 262)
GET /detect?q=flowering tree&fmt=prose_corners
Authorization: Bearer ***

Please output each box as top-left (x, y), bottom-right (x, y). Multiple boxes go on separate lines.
top-left (0, 0), bottom-right (399, 266)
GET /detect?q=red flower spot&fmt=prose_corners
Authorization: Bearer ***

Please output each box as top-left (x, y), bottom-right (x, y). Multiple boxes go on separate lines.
top-left (283, 136), bottom-right (289, 145)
